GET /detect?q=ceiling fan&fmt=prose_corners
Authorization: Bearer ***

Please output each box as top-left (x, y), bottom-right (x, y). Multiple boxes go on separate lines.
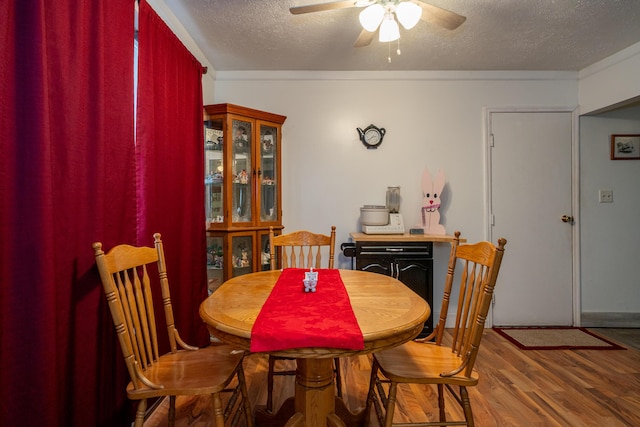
top-left (290, 0), bottom-right (466, 48)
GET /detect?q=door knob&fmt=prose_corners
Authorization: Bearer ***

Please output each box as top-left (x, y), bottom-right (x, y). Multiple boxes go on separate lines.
top-left (561, 215), bottom-right (573, 223)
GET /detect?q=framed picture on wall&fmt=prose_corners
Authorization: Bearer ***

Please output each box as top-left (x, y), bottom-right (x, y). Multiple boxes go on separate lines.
top-left (611, 134), bottom-right (640, 160)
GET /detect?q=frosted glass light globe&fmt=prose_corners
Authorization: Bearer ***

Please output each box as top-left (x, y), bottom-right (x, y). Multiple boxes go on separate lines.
top-left (379, 14), bottom-right (400, 42)
top-left (395, 1), bottom-right (422, 30)
top-left (359, 4), bottom-right (385, 32)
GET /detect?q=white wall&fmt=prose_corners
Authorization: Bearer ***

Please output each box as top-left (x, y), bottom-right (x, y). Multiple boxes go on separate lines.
top-left (579, 42), bottom-right (640, 115)
top-left (211, 71), bottom-right (577, 310)
top-left (579, 106), bottom-right (640, 318)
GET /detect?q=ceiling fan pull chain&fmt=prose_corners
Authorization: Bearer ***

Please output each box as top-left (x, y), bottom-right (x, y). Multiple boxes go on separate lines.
top-left (388, 42), bottom-right (391, 63)
top-left (397, 39), bottom-right (401, 56)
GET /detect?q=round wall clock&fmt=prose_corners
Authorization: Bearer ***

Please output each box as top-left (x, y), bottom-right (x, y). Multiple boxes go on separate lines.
top-left (357, 124), bottom-right (386, 149)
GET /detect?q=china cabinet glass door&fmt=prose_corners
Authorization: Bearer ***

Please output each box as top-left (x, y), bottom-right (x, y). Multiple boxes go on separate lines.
top-left (206, 235), bottom-right (224, 295)
top-left (259, 123), bottom-right (279, 223)
top-left (232, 119), bottom-right (252, 224)
top-left (258, 230), bottom-right (272, 271)
top-left (205, 118), bottom-right (224, 224)
top-left (231, 234), bottom-right (253, 277)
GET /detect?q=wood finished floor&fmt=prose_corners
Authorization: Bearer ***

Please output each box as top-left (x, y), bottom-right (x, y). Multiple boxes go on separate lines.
top-left (145, 328), bottom-right (640, 427)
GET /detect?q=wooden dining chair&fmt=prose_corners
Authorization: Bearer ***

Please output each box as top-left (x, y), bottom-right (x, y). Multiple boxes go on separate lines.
top-left (365, 231), bottom-right (507, 427)
top-left (266, 225), bottom-right (341, 413)
top-left (92, 233), bottom-right (253, 427)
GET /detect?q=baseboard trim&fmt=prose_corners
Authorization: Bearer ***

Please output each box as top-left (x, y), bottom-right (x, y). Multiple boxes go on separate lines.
top-left (581, 312), bottom-right (640, 327)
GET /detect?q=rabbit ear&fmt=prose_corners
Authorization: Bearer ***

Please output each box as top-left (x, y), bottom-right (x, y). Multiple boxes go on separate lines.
top-left (434, 169), bottom-right (445, 192)
top-left (421, 169), bottom-right (432, 193)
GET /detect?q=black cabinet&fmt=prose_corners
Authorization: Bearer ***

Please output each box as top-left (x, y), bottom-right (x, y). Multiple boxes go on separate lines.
top-left (355, 241), bottom-right (433, 337)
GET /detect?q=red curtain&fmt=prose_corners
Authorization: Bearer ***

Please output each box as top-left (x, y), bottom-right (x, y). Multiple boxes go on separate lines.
top-left (136, 0), bottom-right (209, 348)
top-left (0, 1), bottom-right (135, 426)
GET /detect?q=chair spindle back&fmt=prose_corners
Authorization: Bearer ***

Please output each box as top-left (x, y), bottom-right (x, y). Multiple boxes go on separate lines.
top-left (444, 233), bottom-right (506, 378)
top-left (420, 231), bottom-right (506, 377)
top-left (269, 226), bottom-right (336, 270)
top-left (93, 233), bottom-right (182, 389)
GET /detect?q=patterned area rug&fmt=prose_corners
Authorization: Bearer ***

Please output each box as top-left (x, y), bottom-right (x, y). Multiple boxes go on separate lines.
top-left (493, 327), bottom-right (626, 350)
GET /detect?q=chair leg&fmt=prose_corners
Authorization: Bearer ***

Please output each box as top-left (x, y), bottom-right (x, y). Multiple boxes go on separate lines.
top-left (364, 358), bottom-right (379, 427)
top-left (237, 365), bottom-right (254, 427)
top-left (267, 356), bottom-right (276, 413)
top-left (134, 399), bottom-right (147, 427)
top-left (437, 383), bottom-right (446, 422)
top-left (460, 386), bottom-right (474, 427)
top-left (212, 392), bottom-right (225, 427)
top-left (333, 357), bottom-right (343, 398)
top-left (384, 382), bottom-right (398, 427)
top-left (168, 395), bottom-right (176, 427)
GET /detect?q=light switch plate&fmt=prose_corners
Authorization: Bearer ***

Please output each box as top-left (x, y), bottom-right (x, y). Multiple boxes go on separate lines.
top-left (599, 189), bottom-right (613, 203)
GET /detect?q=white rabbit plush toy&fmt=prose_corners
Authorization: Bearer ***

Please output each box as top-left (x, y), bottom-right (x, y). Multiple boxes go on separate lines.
top-left (421, 169), bottom-right (446, 235)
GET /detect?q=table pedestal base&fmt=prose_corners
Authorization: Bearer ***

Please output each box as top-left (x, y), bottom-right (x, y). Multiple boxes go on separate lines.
top-left (254, 358), bottom-right (366, 427)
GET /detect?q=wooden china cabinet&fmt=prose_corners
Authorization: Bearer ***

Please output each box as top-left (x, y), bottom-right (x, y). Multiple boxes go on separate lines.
top-left (204, 104), bottom-right (286, 294)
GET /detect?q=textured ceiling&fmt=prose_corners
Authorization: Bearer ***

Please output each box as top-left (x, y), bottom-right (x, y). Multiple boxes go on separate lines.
top-left (162, 0), bottom-right (640, 72)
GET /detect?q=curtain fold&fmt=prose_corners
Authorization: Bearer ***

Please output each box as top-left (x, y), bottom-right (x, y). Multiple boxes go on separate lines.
top-left (136, 0), bottom-right (209, 348)
top-left (0, 1), bottom-right (135, 425)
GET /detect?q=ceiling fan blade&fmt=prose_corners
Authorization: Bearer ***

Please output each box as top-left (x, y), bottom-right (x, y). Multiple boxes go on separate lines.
top-left (414, 1), bottom-right (466, 30)
top-left (290, 1), bottom-right (358, 15)
top-left (354, 29), bottom-right (376, 47)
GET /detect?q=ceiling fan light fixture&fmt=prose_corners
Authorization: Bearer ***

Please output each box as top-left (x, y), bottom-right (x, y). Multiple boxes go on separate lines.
top-left (359, 4), bottom-right (385, 32)
top-left (395, 1), bottom-right (422, 30)
top-left (379, 13), bottom-right (400, 42)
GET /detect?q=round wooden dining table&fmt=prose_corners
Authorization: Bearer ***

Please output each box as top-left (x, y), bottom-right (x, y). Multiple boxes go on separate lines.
top-left (199, 269), bottom-right (430, 427)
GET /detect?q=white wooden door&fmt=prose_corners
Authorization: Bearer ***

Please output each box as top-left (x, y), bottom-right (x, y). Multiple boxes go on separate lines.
top-left (490, 111), bottom-right (574, 326)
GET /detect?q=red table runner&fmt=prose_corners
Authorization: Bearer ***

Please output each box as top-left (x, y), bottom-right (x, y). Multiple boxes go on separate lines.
top-left (250, 269), bottom-right (364, 352)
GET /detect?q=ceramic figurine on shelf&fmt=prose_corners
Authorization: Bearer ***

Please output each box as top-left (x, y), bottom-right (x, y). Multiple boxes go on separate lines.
top-left (239, 169), bottom-right (249, 184)
top-left (262, 131), bottom-right (274, 153)
top-left (420, 169), bottom-right (446, 235)
top-left (261, 251), bottom-right (270, 266)
top-left (213, 254), bottom-right (223, 269)
top-left (241, 248), bottom-right (249, 267)
top-left (234, 126), bottom-right (248, 150)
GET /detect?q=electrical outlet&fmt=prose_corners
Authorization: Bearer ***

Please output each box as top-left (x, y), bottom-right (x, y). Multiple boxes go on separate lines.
top-left (599, 189), bottom-right (613, 203)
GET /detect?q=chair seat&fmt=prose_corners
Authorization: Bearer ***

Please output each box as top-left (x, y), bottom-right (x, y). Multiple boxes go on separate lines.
top-left (374, 341), bottom-right (479, 386)
top-left (126, 345), bottom-right (244, 399)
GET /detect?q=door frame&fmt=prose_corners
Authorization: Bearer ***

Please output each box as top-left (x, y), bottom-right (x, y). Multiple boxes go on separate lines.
top-left (483, 106), bottom-right (581, 327)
